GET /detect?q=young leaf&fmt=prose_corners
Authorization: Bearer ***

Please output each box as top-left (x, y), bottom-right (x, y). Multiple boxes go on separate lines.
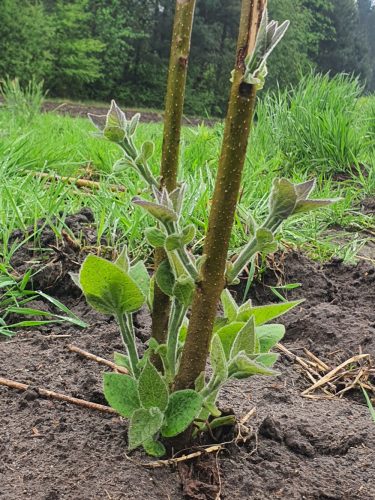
top-left (236, 300), bottom-right (252, 322)
top-left (210, 335), bottom-right (228, 382)
top-left (80, 255), bottom-right (145, 315)
top-left (254, 353), bottom-right (279, 367)
top-left (172, 275), bottom-right (195, 307)
top-left (256, 324), bottom-right (285, 352)
top-left (293, 199), bottom-right (340, 215)
top-left (194, 372), bottom-right (206, 392)
top-left (268, 178), bottom-right (297, 220)
top-left (213, 317), bottom-right (229, 333)
top-left (132, 197), bottom-right (178, 224)
top-left (161, 390), bottom-right (203, 437)
top-left (143, 438), bottom-right (166, 458)
top-left (228, 353), bottom-right (279, 379)
top-left (104, 126), bottom-right (125, 143)
top-left (230, 316), bottom-right (257, 359)
top-left (140, 141), bottom-right (154, 161)
top-left (145, 227), bottom-right (166, 248)
top-left (203, 390), bottom-right (221, 418)
top-left (138, 359), bottom-right (169, 411)
top-left (237, 300), bottom-right (304, 325)
top-left (255, 228), bottom-right (278, 254)
top-left (127, 113), bottom-right (140, 136)
top-left (220, 289), bottom-right (238, 322)
top-left (165, 233), bottom-right (183, 251)
top-left (128, 407), bottom-right (164, 450)
top-left (113, 352), bottom-right (132, 372)
top-left (129, 261), bottom-right (150, 299)
top-left (103, 373), bottom-right (140, 417)
top-left (216, 322), bottom-right (244, 359)
top-left (115, 246), bottom-right (130, 272)
top-left (178, 317), bottom-right (189, 342)
top-left (155, 259), bottom-right (175, 297)
top-left (182, 224), bottom-right (196, 245)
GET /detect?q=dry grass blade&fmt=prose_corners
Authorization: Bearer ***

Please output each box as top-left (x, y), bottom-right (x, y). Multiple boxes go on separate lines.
top-left (301, 354), bottom-right (370, 396)
top-left (129, 445), bottom-right (224, 469)
top-left (278, 344), bottom-right (375, 402)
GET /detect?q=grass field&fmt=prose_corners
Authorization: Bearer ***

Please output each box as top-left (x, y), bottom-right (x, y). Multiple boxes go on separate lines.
top-left (0, 74), bottom-right (374, 273)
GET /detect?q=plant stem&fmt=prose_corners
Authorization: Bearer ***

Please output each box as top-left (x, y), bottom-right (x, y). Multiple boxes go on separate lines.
top-left (167, 299), bottom-right (187, 379)
top-left (117, 313), bottom-right (139, 378)
top-left (228, 216), bottom-right (284, 282)
top-left (174, 0), bottom-right (266, 391)
top-left (152, 0), bottom-right (197, 347)
top-left (227, 237), bottom-right (258, 283)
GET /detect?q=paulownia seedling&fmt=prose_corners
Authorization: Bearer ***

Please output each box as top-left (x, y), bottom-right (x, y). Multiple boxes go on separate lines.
top-left (78, 1), bottom-right (338, 457)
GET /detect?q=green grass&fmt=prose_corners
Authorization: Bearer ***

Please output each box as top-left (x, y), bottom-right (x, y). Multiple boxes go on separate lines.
top-left (0, 74), bottom-right (374, 274)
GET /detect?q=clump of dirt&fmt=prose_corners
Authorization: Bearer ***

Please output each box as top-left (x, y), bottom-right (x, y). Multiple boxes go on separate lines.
top-left (8, 208), bottom-right (108, 297)
top-left (1, 226), bottom-right (375, 498)
top-left (361, 196), bottom-right (375, 215)
top-left (235, 251), bottom-right (375, 360)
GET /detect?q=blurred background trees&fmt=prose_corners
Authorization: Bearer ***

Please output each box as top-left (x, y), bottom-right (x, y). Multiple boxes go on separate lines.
top-left (0, 0), bottom-right (374, 115)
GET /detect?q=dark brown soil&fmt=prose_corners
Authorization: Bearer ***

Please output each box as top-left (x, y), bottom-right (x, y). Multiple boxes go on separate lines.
top-left (1, 222), bottom-right (375, 499)
top-left (41, 101), bottom-right (217, 127)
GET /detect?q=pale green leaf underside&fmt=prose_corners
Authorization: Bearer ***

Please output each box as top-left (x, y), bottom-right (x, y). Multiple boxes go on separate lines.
top-left (80, 255), bottom-right (144, 315)
top-left (162, 390), bottom-right (203, 437)
top-left (103, 372), bottom-right (140, 418)
top-left (128, 407), bottom-right (164, 450)
top-left (138, 360), bottom-right (169, 411)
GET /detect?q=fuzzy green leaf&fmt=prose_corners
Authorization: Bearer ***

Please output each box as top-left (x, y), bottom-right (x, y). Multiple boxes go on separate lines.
top-left (210, 335), bottom-right (228, 382)
top-left (230, 316), bottom-right (257, 358)
top-left (138, 359), bottom-right (169, 411)
top-left (80, 255), bottom-right (145, 315)
top-left (165, 233), bottom-right (184, 251)
top-left (173, 275), bottom-right (195, 307)
top-left (129, 261), bottom-right (150, 299)
top-left (255, 228), bottom-right (278, 254)
top-left (140, 140), bottom-right (155, 161)
top-left (145, 228), bottom-right (166, 248)
top-left (132, 197), bottom-right (178, 224)
top-left (293, 199), bottom-right (340, 215)
top-left (115, 246), bottom-right (130, 272)
top-left (113, 156), bottom-right (137, 172)
top-left (256, 324), bottom-right (285, 351)
top-left (236, 300), bottom-right (252, 322)
top-left (182, 224), bottom-right (196, 245)
top-left (254, 353), bottom-right (279, 367)
top-left (220, 289), bottom-right (238, 322)
top-left (143, 438), bottom-right (166, 457)
top-left (194, 372), bottom-right (206, 392)
top-left (229, 353), bottom-right (279, 379)
top-left (268, 178), bottom-right (297, 220)
top-left (127, 113), bottom-right (140, 136)
top-left (104, 126), bottom-right (125, 143)
top-left (161, 390), bottom-right (203, 437)
top-left (128, 407), bottom-right (164, 450)
top-left (178, 318), bottom-right (189, 342)
top-left (237, 300), bottom-right (304, 325)
top-left (155, 259), bottom-right (175, 297)
top-left (213, 317), bottom-right (229, 333)
top-left (103, 373), bottom-right (140, 417)
top-left (113, 352), bottom-right (132, 372)
top-left (203, 390), bottom-right (221, 418)
top-left (216, 322), bottom-right (244, 359)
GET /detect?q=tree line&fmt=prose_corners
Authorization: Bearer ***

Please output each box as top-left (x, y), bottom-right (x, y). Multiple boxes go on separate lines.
top-left (0, 0), bottom-right (374, 116)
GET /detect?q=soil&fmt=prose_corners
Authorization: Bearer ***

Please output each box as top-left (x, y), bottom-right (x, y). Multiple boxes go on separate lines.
top-left (1, 215), bottom-right (375, 500)
top-left (41, 101), bottom-right (217, 127)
